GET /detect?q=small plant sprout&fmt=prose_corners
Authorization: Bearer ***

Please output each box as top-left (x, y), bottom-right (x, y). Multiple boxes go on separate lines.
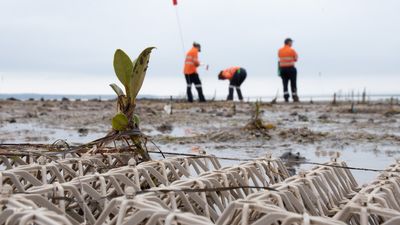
top-left (244, 101), bottom-right (275, 136)
top-left (93, 47), bottom-right (155, 162)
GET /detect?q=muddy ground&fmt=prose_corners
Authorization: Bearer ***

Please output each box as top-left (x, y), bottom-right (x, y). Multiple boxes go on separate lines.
top-left (1, 99), bottom-right (400, 184)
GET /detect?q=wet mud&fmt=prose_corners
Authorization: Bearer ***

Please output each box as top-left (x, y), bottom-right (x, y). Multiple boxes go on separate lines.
top-left (1, 99), bottom-right (400, 184)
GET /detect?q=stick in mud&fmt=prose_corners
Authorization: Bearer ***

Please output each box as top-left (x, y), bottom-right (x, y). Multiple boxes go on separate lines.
top-left (332, 92), bottom-right (337, 105)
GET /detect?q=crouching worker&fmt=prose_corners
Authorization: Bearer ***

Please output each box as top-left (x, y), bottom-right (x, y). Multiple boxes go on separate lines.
top-left (218, 67), bottom-right (247, 101)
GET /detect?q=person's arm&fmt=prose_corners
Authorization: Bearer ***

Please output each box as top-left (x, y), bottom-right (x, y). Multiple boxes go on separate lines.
top-left (293, 50), bottom-right (298, 62)
top-left (193, 52), bottom-right (200, 67)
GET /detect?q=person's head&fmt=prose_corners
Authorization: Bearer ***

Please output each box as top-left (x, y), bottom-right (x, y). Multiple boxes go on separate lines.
top-left (284, 38), bottom-right (293, 47)
top-left (218, 71), bottom-right (225, 80)
top-left (193, 42), bottom-right (201, 52)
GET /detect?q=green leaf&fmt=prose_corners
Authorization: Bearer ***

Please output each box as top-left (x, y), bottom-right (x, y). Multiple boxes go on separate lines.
top-left (111, 113), bottom-right (129, 131)
top-left (129, 47), bottom-right (156, 103)
top-left (113, 49), bottom-right (133, 94)
top-left (133, 114), bottom-right (140, 126)
top-left (110, 83), bottom-right (125, 96)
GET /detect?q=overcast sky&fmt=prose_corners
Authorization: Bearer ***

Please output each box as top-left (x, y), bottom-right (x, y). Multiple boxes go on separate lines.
top-left (0, 0), bottom-right (399, 96)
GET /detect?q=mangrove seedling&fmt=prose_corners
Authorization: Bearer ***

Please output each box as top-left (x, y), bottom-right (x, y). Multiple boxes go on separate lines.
top-left (244, 101), bottom-right (275, 136)
top-left (91, 47), bottom-right (155, 162)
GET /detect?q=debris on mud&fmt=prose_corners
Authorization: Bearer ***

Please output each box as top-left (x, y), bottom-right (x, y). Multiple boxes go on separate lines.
top-left (280, 151), bottom-right (307, 175)
top-left (244, 119), bottom-right (276, 131)
top-left (61, 97), bottom-right (70, 102)
top-left (60, 104), bottom-right (69, 110)
top-left (215, 111), bottom-right (234, 117)
top-left (145, 107), bottom-right (157, 116)
top-left (208, 131), bottom-right (239, 142)
top-left (6, 97), bottom-right (20, 101)
top-left (7, 118), bottom-right (17, 123)
top-left (77, 128), bottom-right (89, 137)
top-left (318, 114), bottom-right (329, 120)
top-left (298, 114), bottom-right (309, 122)
top-left (278, 127), bottom-right (327, 143)
top-left (280, 151), bottom-right (306, 161)
top-left (157, 123), bottom-right (173, 133)
top-left (24, 112), bottom-right (37, 118)
top-left (384, 109), bottom-right (400, 117)
top-left (163, 104), bottom-right (172, 115)
top-left (244, 102), bottom-right (275, 138)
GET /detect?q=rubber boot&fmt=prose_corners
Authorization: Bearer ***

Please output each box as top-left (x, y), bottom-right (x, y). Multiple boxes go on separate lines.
top-left (196, 87), bottom-right (206, 102)
top-left (284, 94), bottom-right (290, 103)
top-left (187, 86), bottom-right (193, 103)
top-left (236, 88), bottom-right (243, 101)
top-left (293, 95), bottom-right (299, 102)
top-left (227, 87), bottom-right (234, 101)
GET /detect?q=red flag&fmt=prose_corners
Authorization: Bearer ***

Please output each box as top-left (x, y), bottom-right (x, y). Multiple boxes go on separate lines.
top-left (173, 0), bottom-right (178, 5)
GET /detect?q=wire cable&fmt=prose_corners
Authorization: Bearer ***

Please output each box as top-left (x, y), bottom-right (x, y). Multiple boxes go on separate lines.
top-left (174, 6), bottom-right (186, 56)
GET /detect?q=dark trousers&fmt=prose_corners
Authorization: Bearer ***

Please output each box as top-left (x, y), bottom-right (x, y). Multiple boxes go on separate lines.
top-left (280, 66), bottom-right (297, 101)
top-left (185, 73), bottom-right (206, 102)
top-left (228, 68), bottom-right (247, 101)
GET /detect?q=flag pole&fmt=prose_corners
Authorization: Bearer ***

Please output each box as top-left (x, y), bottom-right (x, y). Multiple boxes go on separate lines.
top-left (173, 1), bottom-right (186, 55)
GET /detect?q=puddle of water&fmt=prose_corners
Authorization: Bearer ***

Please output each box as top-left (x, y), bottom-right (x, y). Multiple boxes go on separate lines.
top-left (144, 126), bottom-right (203, 137)
top-left (155, 142), bottom-right (400, 186)
top-left (169, 127), bottom-right (197, 137)
top-left (2, 121), bottom-right (399, 186)
top-left (0, 122), bottom-right (105, 144)
top-left (290, 146), bottom-right (397, 185)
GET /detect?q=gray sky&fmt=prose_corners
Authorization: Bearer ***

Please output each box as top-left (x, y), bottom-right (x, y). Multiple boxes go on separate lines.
top-left (0, 0), bottom-right (399, 96)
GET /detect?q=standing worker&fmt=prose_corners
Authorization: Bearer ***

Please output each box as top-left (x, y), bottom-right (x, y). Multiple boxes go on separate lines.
top-left (218, 66), bottom-right (247, 101)
top-left (184, 42), bottom-right (206, 102)
top-left (278, 38), bottom-right (299, 102)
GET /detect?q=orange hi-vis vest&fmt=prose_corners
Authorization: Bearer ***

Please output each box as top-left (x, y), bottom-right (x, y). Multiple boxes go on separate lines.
top-left (184, 47), bottom-right (200, 75)
top-left (222, 66), bottom-right (241, 80)
top-left (278, 45), bottom-right (298, 67)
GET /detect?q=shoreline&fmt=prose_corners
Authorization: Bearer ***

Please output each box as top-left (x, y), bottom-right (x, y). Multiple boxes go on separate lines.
top-left (2, 92), bottom-right (400, 102)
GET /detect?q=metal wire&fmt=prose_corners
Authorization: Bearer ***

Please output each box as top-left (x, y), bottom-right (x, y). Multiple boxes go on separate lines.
top-left (0, 143), bottom-right (388, 173)
top-left (145, 150), bottom-right (385, 173)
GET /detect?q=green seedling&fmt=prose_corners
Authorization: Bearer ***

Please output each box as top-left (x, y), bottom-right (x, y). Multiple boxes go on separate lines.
top-left (104, 47), bottom-right (155, 161)
top-left (244, 101), bottom-right (275, 136)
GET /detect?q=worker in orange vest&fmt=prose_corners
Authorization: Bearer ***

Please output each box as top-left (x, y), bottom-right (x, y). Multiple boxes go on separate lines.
top-left (218, 67), bottom-right (247, 101)
top-left (184, 42), bottom-right (206, 102)
top-left (278, 38), bottom-right (299, 102)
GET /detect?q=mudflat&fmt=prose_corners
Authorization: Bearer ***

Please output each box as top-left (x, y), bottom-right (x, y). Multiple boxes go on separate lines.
top-left (1, 99), bottom-right (400, 184)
